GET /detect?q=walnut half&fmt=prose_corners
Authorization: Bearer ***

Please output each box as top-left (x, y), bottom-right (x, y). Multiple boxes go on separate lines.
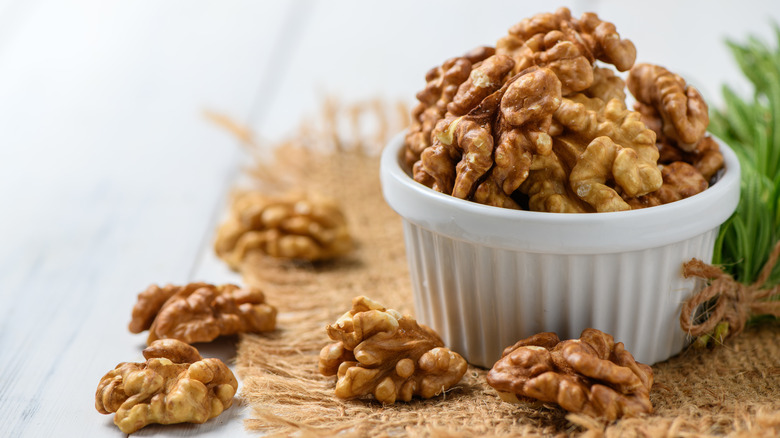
top-left (214, 191), bottom-right (352, 269)
top-left (487, 329), bottom-right (653, 421)
top-left (95, 339), bottom-right (238, 434)
top-left (319, 296), bottom-right (468, 404)
top-left (129, 282), bottom-right (277, 345)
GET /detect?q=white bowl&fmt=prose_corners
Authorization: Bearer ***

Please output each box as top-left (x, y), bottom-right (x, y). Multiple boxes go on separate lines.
top-left (380, 132), bottom-right (740, 368)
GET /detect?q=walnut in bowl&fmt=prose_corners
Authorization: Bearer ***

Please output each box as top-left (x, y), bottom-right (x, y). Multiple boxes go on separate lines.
top-left (381, 8), bottom-right (739, 368)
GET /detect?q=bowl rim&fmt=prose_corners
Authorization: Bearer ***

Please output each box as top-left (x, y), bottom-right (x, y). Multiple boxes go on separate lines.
top-left (380, 131), bottom-right (741, 254)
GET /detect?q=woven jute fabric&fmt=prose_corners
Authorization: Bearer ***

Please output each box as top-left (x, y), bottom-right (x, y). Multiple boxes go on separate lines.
top-left (230, 101), bottom-right (780, 437)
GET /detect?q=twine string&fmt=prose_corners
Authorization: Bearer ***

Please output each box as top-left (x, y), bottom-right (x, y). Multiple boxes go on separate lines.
top-left (680, 240), bottom-right (780, 338)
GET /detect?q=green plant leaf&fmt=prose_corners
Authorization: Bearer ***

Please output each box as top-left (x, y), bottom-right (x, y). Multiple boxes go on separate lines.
top-left (710, 26), bottom-right (780, 324)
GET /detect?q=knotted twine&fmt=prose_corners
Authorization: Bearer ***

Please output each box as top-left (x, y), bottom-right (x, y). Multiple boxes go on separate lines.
top-left (681, 240), bottom-right (780, 341)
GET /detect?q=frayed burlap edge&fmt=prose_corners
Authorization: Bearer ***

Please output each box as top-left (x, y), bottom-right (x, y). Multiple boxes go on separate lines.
top-left (223, 99), bottom-right (780, 438)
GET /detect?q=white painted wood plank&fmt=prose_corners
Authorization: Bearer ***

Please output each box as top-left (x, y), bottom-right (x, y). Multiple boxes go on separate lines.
top-left (0, 0), bottom-right (295, 436)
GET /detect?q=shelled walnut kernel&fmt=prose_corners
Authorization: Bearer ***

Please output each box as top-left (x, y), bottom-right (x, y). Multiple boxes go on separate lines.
top-left (404, 7), bottom-right (724, 212)
top-left (95, 339), bottom-right (238, 434)
top-left (214, 191), bottom-right (352, 269)
top-left (319, 296), bottom-right (468, 404)
top-left (129, 282), bottom-right (277, 345)
top-left (487, 329), bottom-right (653, 421)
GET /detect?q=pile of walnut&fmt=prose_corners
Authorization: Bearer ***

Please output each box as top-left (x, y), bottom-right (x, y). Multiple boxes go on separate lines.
top-left (214, 191), bottom-right (352, 269)
top-left (405, 7), bottom-right (723, 212)
top-left (487, 329), bottom-right (653, 421)
top-left (319, 296), bottom-right (468, 404)
top-left (96, 339), bottom-right (238, 434)
top-left (129, 282), bottom-right (277, 345)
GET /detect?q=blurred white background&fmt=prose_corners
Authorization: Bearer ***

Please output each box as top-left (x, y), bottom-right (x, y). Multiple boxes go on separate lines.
top-left (1, 1), bottom-right (779, 436)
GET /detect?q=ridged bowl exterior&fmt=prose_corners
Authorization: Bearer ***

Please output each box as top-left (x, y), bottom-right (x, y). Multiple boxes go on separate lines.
top-left (402, 220), bottom-right (715, 367)
top-left (381, 132), bottom-right (740, 368)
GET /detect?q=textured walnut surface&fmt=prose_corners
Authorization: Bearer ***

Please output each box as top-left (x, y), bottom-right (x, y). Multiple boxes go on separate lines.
top-left (318, 296), bottom-right (468, 404)
top-left (628, 63), bottom-right (709, 149)
top-left (487, 329), bottom-right (653, 421)
top-left (403, 7), bottom-right (722, 212)
top-left (129, 282), bottom-right (277, 345)
top-left (633, 78), bottom-right (724, 185)
top-left (214, 191), bottom-right (352, 269)
top-left (95, 340), bottom-right (238, 434)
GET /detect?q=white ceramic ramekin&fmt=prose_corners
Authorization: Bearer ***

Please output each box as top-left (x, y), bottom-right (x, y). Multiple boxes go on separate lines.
top-left (380, 132), bottom-right (740, 368)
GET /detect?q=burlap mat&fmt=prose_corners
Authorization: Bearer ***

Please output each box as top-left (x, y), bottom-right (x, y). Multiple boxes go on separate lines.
top-left (228, 101), bottom-right (780, 437)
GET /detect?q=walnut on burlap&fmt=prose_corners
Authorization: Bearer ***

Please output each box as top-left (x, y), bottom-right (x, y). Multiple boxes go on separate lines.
top-left (226, 99), bottom-right (780, 437)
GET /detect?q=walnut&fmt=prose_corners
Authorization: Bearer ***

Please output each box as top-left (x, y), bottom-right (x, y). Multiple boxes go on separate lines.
top-left (415, 67), bottom-right (563, 209)
top-left (474, 67), bottom-right (562, 207)
top-left (552, 95), bottom-right (662, 211)
top-left (627, 63), bottom-right (709, 150)
top-left (129, 282), bottom-right (277, 345)
top-left (505, 7), bottom-right (573, 41)
top-left (404, 56), bottom-right (473, 166)
top-left (214, 191), bottom-right (352, 268)
top-left (555, 94), bottom-right (660, 166)
top-left (684, 136), bottom-right (724, 182)
top-left (519, 152), bottom-right (591, 213)
top-left (95, 339), bottom-right (238, 434)
top-left (487, 329), bottom-right (653, 421)
top-left (657, 135), bottom-right (724, 182)
top-left (634, 98), bottom-right (723, 182)
top-left (497, 8), bottom-right (635, 93)
top-left (499, 29), bottom-right (594, 96)
top-left (447, 54), bottom-right (515, 116)
top-left (415, 114), bottom-right (495, 199)
top-left (624, 161), bottom-right (709, 208)
top-left (575, 12), bottom-right (637, 72)
top-left (142, 338), bottom-right (203, 363)
top-left (461, 45), bottom-right (497, 64)
top-left (402, 8), bottom-right (711, 213)
top-left (567, 136), bottom-right (660, 212)
top-left (584, 66), bottom-right (626, 103)
top-left (128, 283), bottom-right (180, 335)
top-left (318, 296), bottom-right (468, 404)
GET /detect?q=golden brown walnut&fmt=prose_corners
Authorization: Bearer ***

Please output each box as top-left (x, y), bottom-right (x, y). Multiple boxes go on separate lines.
top-left (129, 282), bottom-right (277, 345)
top-left (474, 67), bottom-right (563, 207)
top-left (633, 100), bottom-right (667, 145)
top-left (318, 296), bottom-right (468, 404)
top-left (403, 8), bottom-right (709, 213)
top-left (624, 161), bottom-right (709, 208)
top-left (658, 135), bottom-right (724, 182)
top-left (499, 29), bottom-right (594, 96)
top-left (555, 94), bottom-right (660, 166)
top-left (214, 191), bottom-right (352, 268)
top-left (447, 54), bottom-right (515, 116)
top-left (575, 12), bottom-right (637, 71)
top-left (567, 136), bottom-right (657, 212)
top-left (585, 66), bottom-right (626, 103)
top-left (627, 63), bottom-right (709, 150)
top-left (506, 7), bottom-right (573, 41)
top-left (404, 56), bottom-right (473, 166)
top-left (95, 339), bottom-right (238, 434)
top-left (128, 284), bottom-right (181, 334)
top-left (497, 8), bottom-right (635, 92)
top-left (683, 136), bottom-right (724, 182)
top-left (487, 329), bottom-right (653, 421)
top-left (462, 45), bottom-right (497, 64)
top-left (519, 153), bottom-right (591, 213)
top-left (142, 338), bottom-right (204, 364)
top-left (552, 95), bottom-right (662, 211)
top-left (634, 100), bottom-right (723, 182)
top-left (415, 114), bottom-right (495, 199)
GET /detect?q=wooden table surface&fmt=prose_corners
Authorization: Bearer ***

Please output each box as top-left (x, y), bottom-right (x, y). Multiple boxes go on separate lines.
top-left (2, 1), bottom-right (779, 436)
